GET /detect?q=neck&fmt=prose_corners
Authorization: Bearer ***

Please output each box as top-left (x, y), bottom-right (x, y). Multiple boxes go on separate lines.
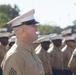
top-left (17, 36), bottom-right (32, 45)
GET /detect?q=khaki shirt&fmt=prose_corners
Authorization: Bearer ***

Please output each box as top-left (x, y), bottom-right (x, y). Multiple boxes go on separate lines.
top-left (62, 45), bottom-right (74, 70)
top-left (1, 40), bottom-right (44, 75)
top-left (36, 44), bottom-right (52, 75)
top-left (68, 48), bottom-right (76, 73)
top-left (48, 45), bottom-right (63, 70)
top-left (0, 44), bottom-right (7, 66)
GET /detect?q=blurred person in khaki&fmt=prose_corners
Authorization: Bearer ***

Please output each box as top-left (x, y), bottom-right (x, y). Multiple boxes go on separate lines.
top-left (1, 9), bottom-right (45, 75)
top-left (68, 48), bottom-right (76, 75)
top-left (0, 32), bottom-right (10, 75)
top-left (33, 38), bottom-right (40, 49)
top-left (68, 28), bottom-right (76, 75)
top-left (7, 35), bottom-right (16, 49)
top-left (48, 34), bottom-right (63, 75)
top-left (61, 29), bottom-right (72, 49)
top-left (61, 35), bottom-right (76, 75)
top-left (35, 36), bottom-right (52, 75)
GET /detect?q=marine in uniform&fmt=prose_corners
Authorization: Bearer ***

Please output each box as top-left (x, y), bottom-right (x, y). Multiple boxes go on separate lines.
top-left (61, 35), bottom-right (76, 75)
top-left (68, 48), bottom-right (76, 74)
top-left (48, 34), bottom-right (63, 75)
top-left (61, 28), bottom-right (72, 49)
top-left (0, 32), bottom-right (10, 75)
top-left (35, 36), bottom-right (52, 75)
top-left (33, 38), bottom-right (40, 49)
top-left (0, 32), bottom-right (10, 65)
top-left (1, 9), bottom-right (45, 75)
top-left (7, 35), bottom-right (16, 49)
top-left (68, 30), bottom-right (76, 75)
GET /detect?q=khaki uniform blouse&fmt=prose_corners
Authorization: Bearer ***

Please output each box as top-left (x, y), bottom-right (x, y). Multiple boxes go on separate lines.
top-left (1, 40), bottom-right (44, 75)
top-left (36, 44), bottom-right (52, 75)
top-left (62, 45), bottom-right (74, 70)
top-left (48, 45), bottom-right (63, 70)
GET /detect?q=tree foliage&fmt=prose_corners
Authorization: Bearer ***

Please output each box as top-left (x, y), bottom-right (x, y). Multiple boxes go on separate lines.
top-left (0, 12), bottom-right (10, 28)
top-left (0, 4), bottom-right (20, 19)
top-left (0, 4), bottom-right (20, 31)
top-left (38, 24), bottom-right (63, 35)
top-left (51, 26), bottom-right (62, 34)
top-left (0, 4), bottom-right (76, 34)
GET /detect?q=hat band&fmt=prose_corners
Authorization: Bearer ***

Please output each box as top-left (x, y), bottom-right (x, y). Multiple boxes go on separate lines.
top-left (12, 19), bottom-right (39, 28)
top-left (22, 19), bottom-right (39, 25)
top-left (66, 40), bottom-right (76, 42)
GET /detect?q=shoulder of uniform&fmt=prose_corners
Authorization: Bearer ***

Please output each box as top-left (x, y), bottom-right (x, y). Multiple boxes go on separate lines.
top-left (61, 45), bottom-right (67, 52)
top-left (47, 46), bottom-right (56, 57)
top-left (72, 49), bottom-right (76, 55)
top-left (35, 44), bottom-right (42, 54)
top-left (47, 45), bottom-right (54, 53)
top-left (71, 49), bottom-right (76, 58)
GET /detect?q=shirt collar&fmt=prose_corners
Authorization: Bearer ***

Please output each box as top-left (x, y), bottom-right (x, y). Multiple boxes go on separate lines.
top-left (16, 39), bottom-right (34, 52)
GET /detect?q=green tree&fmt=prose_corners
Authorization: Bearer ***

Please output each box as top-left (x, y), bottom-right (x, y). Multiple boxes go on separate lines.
top-left (0, 4), bottom-right (20, 19)
top-left (0, 12), bottom-right (10, 28)
top-left (38, 24), bottom-right (62, 35)
top-left (0, 4), bottom-right (20, 31)
top-left (51, 26), bottom-right (62, 34)
top-left (38, 25), bottom-right (52, 35)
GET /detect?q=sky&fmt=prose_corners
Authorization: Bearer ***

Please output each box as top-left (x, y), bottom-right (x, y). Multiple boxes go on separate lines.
top-left (0, 0), bottom-right (76, 28)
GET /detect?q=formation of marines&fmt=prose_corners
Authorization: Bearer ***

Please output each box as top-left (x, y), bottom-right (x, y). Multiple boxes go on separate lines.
top-left (0, 9), bottom-right (76, 75)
